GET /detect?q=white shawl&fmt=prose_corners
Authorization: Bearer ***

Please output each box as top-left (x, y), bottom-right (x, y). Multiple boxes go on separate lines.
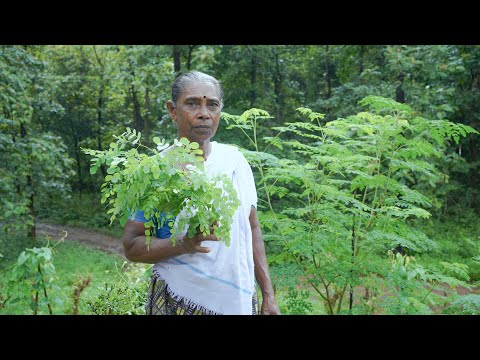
top-left (152, 141), bottom-right (257, 315)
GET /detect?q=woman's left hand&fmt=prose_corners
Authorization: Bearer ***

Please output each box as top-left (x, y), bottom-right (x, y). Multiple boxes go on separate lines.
top-left (261, 295), bottom-right (281, 315)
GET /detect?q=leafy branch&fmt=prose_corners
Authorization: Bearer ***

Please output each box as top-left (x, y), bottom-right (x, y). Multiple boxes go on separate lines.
top-left (82, 128), bottom-right (241, 246)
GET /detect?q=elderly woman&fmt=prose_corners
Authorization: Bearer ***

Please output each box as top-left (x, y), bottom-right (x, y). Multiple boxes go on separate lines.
top-left (123, 71), bottom-right (280, 315)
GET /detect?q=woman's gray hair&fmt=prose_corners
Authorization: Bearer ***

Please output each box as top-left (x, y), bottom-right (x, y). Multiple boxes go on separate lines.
top-left (171, 71), bottom-right (224, 108)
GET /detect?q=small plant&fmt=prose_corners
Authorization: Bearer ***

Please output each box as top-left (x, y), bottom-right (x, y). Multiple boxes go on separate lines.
top-left (86, 262), bottom-right (150, 315)
top-left (0, 279), bottom-right (11, 310)
top-left (7, 244), bottom-right (61, 314)
top-left (82, 128), bottom-right (240, 246)
top-left (281, 287), bottom-right (314, 315)
top-left (71, 274), bottom-right (92, 315)
top-left (442, 294), bottom-right (480, 315)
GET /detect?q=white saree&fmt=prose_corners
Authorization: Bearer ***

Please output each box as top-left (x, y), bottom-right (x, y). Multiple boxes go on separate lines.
top-left (152, 141), bottom-right (257, 315)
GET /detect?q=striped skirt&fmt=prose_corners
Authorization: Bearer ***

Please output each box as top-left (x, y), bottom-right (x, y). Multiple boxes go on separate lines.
top-left (145, 272), bottom-right (259, 315)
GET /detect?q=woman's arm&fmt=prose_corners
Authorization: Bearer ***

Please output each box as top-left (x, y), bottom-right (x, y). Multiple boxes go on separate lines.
top-left (250, 206), bottom-right (281, 315)
top-left (123, 219), bottom-right (218, 263)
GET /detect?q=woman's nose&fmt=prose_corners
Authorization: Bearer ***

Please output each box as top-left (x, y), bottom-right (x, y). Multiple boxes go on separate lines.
top-left (198, 104), bottom-right (210, 119)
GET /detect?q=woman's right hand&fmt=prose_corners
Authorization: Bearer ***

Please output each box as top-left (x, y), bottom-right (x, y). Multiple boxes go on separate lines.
top-left (177, 224), bottom-right (219, 254)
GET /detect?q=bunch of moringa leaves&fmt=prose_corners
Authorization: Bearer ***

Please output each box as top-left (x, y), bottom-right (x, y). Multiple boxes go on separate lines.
top-left (82, 128), bottom-right (240, 246)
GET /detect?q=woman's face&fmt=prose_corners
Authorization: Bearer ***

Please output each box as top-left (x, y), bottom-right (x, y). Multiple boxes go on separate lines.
top-left (168, 80), bottom-right (222, 144)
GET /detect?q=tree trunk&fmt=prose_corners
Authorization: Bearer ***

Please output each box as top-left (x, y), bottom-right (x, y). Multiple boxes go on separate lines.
top-left (393, 73), bottom-right (406, 251)
top-left (325, 45), bottom-right (332, 99)
top-left (130, 83), bottom-right (143, 133)
top-left (469, 70), bottom-right (479, 210)
top-left (187, 45), bottom-right (196, 70)
top-left (305, 46), bottom-right (320, 104)
top-left (27, 174), bottom-right (35, 239)
top-left (66, 107), bottom-right (85, 193)
top-left (173, 45), bottom-right (181, 75)
top-left (393, 78), bottom-right (406, 255)
top-left (20, 121), bottom-right (35, 239)
top-left (72, 134), bottom-right (83, 194)
top-left (96, 95), bottom-right (107, 178)
top-left (396, 73), bottom-right (405, 104)
top-left (470, 135), bottom-right (478, 210)
top-left (359, 45), bottom-right (365, 75)
top-left (349, 214), bottom-right (356, 313)
top-left (273, 49), bottom-right (284, 124)
top-left (93, 46), bottom-right (107, 178)
top-left (143, 87), bottom-right (151, 147)
top-left (376, 46), bottom-right (387, 80)
top-left (248, 47), bottom-right (257, 108)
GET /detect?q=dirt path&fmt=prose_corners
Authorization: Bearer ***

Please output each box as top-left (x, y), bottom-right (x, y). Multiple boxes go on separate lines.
top-left (36, 222), bottom-right (125, 257)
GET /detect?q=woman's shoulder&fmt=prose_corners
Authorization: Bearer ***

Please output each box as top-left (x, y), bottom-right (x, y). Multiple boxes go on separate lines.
top-left (212, 142), bottom-right (251, 167)
top-left (212, 141), bottom-right (242, 156)
top-left (211, 142), bottom-right (249, 167)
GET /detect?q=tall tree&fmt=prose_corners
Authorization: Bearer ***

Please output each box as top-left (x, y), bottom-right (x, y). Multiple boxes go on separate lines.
top-left (0, 46), bottom-right (74, 239)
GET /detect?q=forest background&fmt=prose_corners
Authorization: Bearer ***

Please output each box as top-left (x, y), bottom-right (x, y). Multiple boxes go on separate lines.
top-left (1, 45), bottom-right (479, 315)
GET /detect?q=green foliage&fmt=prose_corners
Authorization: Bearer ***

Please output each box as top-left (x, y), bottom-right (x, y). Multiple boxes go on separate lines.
top-left (6, 243), bottom-right (60, 314)
top-left (5, 45), bottom-right (478, 219)
top-left (0, 238), bottom-right (126, 314)
top-left (280, 287), bottom-right (314, 315)
top-left (443, 294), bottom-right (480, 315)
top-left (3, 45), bottom-right (479, 315)
top-left (0, 45), bottom-right (75, 238)
top-left (86, 261), bottom-right (150, 315)
top-left (0, 129), bottom-right (74, 234)
top-left (428, 119), bottom-right (479, 145)
top-left (377, 252), bottom-right (470, 314)
top-left (359, 96), bottom-right (413, 115)
top-left (82, 128), bottom-right (240, 245)
top-left (46, 240), bottom-right (125, 314)
top-left (226, 97), bottom-right (476, 314)
top-left (36, 192), bottom-right (123, 237)
top-left (0, 235), bottom-right (35, 270)
top-left (414, 212), bottom-right (480, 281)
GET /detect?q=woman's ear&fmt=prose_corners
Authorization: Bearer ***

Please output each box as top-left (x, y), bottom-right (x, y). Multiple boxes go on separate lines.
top-left (166, 100), bottom-right (176, 120)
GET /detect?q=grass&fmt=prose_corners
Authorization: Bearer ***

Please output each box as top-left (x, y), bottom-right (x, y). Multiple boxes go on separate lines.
top-left (48, 240), bottom-right (125, 314)
top-left (0, 238), bottom-right (134, 315)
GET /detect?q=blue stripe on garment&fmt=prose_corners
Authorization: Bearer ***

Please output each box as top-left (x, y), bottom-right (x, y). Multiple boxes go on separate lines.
top-left (170, 257), bottom-right (253, 296)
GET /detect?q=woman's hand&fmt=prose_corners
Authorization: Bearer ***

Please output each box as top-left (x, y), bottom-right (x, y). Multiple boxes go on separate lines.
top-left (261, 294), bottom-right (281, 315)
top-left (177, 224), bottom-right (219, 254)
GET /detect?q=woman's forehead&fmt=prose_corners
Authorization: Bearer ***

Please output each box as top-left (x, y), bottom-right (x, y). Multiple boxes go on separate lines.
top-left (181, 81), bottom-right (220, 99)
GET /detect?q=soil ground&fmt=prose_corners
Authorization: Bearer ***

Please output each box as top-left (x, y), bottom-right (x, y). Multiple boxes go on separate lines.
top-left (36, 222), bottom-right (125, 257)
